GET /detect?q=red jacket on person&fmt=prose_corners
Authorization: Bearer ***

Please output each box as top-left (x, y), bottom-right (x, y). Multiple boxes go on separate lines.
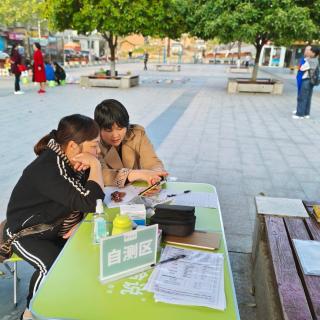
top-left (33, 49), bottom-right (46, 83)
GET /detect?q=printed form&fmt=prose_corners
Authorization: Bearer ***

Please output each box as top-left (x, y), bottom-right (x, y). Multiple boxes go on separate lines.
top-left (144, 246), bottom-right (226, 310)
top-left (160, 191), bottom-right (218, 208)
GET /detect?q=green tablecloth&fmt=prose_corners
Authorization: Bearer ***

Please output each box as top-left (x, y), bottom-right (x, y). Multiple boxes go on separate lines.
top-left (30, 182), bottom-right (240, 320)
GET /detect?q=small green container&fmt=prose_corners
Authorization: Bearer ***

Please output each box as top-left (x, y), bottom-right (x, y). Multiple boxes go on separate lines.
top-left (112, 214), bottom-right (132, 235)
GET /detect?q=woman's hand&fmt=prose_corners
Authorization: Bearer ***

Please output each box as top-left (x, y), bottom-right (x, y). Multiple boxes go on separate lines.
top-left (128, 170), bottom-right (168, 195)
top-left (143, 185), bottom-right (162, 196)
top-left (62, 224), bottom-right (79, 239)
top-left (72, 153), bottom-right (100, 172)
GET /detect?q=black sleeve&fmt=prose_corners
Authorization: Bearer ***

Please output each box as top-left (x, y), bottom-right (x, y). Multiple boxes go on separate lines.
top-left (32, 162), bottom-right (105, 213)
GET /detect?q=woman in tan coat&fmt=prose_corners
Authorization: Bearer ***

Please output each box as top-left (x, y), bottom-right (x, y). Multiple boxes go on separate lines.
top-left (94, 99), bottom-right (167, 188)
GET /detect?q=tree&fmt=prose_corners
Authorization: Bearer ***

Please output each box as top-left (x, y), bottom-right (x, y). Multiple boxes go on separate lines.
top-left (187, 0), bottom-right (319, 81)
top-left (0, 0), bottom-right (45, 57)
top-left (45, 0), bottom-right (187, 76)
top-left (0, 0), bottom-right (43, 27)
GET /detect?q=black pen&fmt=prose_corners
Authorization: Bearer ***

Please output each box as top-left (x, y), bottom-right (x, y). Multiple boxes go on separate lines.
top-left (167, 190), bottom-right (191, 198)
top-left (151, 254), bottom-right (186, 267)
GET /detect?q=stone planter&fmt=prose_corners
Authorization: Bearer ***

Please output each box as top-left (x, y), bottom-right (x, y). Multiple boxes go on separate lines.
top-left (156, 64), bottom-right (181, 72)
top-left (227, 78), bottom-right (283, 95)
top-left (80, 75), bottom-right (139, 89)
top-left (227, 67), bottom-right (253, 74)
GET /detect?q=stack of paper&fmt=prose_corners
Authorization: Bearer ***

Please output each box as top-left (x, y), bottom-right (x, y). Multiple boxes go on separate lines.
top-left (144, 246), bottom-right (226, 310)
top-left (293, 239), bottom-right (320, 276)
top-left (160, 190), bottom-right (218, 208)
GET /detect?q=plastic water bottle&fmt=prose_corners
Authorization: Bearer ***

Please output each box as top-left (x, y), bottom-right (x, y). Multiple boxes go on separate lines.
top-left (93, 199), bottom-right (108, 244)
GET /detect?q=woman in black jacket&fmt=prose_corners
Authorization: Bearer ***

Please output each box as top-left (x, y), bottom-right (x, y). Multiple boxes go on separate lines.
top-left (4, 114), bottom-right (105, 319)
top-left (53, 61), bottom-right (66, 85)
top-left (10, 44), bottom-right (24, 95)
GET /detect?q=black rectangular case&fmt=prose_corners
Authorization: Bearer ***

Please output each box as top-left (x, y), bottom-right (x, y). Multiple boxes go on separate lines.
top-left (150, 204), bottom-right (196, 236)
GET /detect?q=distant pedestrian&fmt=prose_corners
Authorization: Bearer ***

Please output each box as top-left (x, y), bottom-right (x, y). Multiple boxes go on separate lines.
top-left (10, 44), bottom-right (24, 95)
top-left (293, 46), bottom-right (320, 119)
top-left (53, 62), bottom-right (66, 85)
top-left (33, 42), bottom-right (46, 94)
top-left (245, 55), bottom-right (250, 67)
top-left (143, 51), bottom-right (149, 70)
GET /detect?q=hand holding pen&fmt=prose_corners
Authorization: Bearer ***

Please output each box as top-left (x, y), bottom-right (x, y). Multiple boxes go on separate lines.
top-left (138, 176), bottom-right (167, 197)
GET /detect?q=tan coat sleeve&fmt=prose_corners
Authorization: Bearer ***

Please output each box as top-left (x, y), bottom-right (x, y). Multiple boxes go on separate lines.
top-left (138, 132), bottom-right (165, 171)
top-left (100, 158), bottom-right (131, 188)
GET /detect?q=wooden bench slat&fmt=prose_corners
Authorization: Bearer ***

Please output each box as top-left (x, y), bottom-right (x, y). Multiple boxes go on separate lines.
top-left (284, 218), bottom-right (320, 319)
top-left (265, 216), bottom-right (313, 320)
top-left (305, 218), bottom-right (320, 241)
top-left (302, 201), bottom-right (320, 240)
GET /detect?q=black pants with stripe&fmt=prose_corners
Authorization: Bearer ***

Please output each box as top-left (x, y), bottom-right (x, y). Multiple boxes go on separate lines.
top-left (6, 226), bottom-right (66, 307)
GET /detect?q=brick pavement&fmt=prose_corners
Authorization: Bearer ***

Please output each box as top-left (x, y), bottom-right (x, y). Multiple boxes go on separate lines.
top-left (1, 63), bottom-right (320, 319)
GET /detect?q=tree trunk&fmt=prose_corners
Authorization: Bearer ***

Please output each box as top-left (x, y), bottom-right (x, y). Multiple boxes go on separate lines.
top-left (109, 43), bottom-right (116, 77)
top-left (104, 32), bottom-right (117, 77)
top-left (167, 37), bottom-right (171, 58)
top-left (25, 25), bottom-right (32, 60)
top-left (252, 44), bottom-right (263, 82)
top-left (237, 41), bottom-right (242, 61)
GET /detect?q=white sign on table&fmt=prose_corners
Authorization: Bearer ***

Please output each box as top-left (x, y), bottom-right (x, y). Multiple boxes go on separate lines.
top-left (100, 225), bottom-right (158, 283)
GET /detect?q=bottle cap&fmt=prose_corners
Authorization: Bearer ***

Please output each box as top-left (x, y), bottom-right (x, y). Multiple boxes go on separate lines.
top-left (96, 199), bottom-right (104, 214)
top-left (112, 214), bottom-right (132, 235)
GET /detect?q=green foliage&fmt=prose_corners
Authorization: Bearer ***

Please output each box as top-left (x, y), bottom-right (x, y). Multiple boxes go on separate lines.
top-left (188, 0), bottom-right (320, 48)
top-left (44, 0), bottom-right (187, 40)
top-left (0, 0), bottom-right (44, 27)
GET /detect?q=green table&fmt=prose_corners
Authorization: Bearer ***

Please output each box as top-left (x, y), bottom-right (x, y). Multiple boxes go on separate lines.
top-left (30, 182), bottom-right (240, 320)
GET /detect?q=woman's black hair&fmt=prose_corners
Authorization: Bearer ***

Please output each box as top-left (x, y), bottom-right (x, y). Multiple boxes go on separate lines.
top-left (94, 99), bottom-right (130, 130)
top-left (34, 114), bottom-right (99, 155)
top-left (10, 44), bottom-right (18, 56)
top-left (311, 46), bottom-right (320, 57)
top-left (34, 42), bottom-right (41, 50)
top-left (53, 61), bottom-right (63, 71)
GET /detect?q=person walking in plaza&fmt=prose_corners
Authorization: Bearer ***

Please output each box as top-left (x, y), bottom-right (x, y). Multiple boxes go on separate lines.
top-left (33, 42), bottom-right (46, 93)
top-left (293, 46), bottom-right (320, 119)
top-left (10, 44), bottom-right (24, 95)
top-left (143, 51), bottom-right (149, 70)
top-left (94, 99), bottom-right (167, 189)
top-left (2, 114), bottom-right (104, 320)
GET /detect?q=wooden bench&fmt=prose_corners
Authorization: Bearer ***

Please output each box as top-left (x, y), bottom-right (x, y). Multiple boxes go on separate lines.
top-left (252, 200), bottom-right (320, 320)
top-left (155, 64), bottom-right (181, 72)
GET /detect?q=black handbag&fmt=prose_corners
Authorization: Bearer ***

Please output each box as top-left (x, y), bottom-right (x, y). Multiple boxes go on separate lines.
top-left (150, 204), bottom-right (196, 237)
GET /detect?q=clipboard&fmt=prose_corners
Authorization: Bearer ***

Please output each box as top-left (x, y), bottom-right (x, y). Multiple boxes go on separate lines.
top-left (164, 231), bottom-right (221, 251)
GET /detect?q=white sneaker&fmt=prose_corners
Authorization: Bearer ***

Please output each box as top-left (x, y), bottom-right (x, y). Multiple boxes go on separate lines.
top-left (14, 91), bottom-right (24, 95)
top-left (292, 110), bottom-right (297, 114)
top-left (304, 115), bottom-right (310, 119)
top-left (292, 115), bottom-right (304, 119)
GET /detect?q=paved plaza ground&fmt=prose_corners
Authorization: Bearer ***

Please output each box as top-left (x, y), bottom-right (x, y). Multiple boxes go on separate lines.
top-left (1, 62), bottom-right (320, 319)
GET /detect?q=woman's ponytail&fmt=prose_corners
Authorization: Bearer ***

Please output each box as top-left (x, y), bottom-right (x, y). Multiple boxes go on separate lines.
top-left (34, 130), bottom-right (57, 156)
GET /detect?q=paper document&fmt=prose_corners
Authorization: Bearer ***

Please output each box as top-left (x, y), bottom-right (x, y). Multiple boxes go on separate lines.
top-left (255, 196), bottom-right (308, 218)
top-left (144, 246), bottom-right (226, 310)
top-left (293, 239), bottom-right (320, 276)
top-left (104, 185), bottom-right (145, 208)
top-left (160, 190), bottom-right (218, 208)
